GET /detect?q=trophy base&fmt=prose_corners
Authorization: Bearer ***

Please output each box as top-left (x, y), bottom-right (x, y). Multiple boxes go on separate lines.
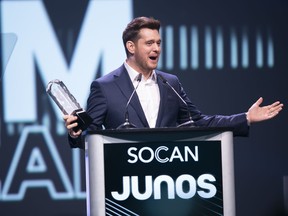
top-left (72, 109), bottom-right (93, 132)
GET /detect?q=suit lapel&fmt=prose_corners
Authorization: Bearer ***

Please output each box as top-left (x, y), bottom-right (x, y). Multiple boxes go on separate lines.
top-left (114, 65), bottom-right (149, 127)
top-left (155, 71), bottom-right (168, 127)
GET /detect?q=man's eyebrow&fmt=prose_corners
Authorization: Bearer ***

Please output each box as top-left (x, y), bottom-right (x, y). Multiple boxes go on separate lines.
top-left (146, 39), bottom-right (161, 42)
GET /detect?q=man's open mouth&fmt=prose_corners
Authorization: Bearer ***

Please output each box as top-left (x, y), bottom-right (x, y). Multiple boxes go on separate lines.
top-left (149, 56), bottom-right (157, 60)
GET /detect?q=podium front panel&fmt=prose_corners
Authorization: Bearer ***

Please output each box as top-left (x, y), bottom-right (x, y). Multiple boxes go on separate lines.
top-left (85, 128), bottom-right (235, 216)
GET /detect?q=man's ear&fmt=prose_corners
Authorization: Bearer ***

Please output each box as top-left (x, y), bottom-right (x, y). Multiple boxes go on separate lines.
top-left (126, 41), bottom-right (135, 55)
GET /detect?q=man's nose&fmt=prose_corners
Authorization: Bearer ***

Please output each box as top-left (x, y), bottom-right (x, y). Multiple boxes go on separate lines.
top-left (153, 43), bottom-right (161, 52)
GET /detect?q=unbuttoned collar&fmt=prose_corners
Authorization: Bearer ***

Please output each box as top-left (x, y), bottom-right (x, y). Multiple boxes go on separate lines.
top-left (124, 61), bottom-right (157, 83)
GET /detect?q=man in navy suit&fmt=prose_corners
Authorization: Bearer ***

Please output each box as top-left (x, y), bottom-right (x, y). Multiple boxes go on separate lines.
top-left (64, 17), bottom-right (283, 149)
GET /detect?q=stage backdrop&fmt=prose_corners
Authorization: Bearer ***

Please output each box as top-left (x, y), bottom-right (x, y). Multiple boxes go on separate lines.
top-left (1, 0), bottom-right (287, 215)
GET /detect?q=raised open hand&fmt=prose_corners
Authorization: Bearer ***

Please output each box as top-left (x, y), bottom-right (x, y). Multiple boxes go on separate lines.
top-left (246, 97), bottom-right (284, 124)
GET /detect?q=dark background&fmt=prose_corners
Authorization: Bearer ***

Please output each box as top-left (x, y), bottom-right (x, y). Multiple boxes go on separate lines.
top-left (1, 0), bottom-right (287, 215)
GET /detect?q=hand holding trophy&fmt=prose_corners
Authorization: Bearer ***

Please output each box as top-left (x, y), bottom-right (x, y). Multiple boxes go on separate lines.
top-left (46, 79), bottom-right (92, 132)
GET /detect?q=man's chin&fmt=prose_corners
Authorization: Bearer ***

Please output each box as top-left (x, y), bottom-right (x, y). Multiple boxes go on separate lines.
top-left (149, 63), bottom-right (158, 69)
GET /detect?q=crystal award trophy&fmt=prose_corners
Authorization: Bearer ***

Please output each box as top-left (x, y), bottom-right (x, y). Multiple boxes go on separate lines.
top-left (46, 79), bottom-right (92, 132)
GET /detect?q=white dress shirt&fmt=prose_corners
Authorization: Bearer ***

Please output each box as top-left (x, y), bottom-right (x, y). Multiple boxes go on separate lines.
top-left (124, 62), bottom-right (160, 128)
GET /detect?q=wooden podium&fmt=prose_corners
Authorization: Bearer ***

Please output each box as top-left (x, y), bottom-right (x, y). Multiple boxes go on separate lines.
top-left (85, 127), bottom-right (235, 216)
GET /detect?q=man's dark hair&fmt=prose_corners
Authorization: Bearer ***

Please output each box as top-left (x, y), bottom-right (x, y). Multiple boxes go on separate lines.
top-left (122, 16), bottom-right (161, 57)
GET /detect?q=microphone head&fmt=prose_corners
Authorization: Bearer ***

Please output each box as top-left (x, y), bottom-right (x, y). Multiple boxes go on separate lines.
top-left (137, 73), bottom-right (142, 82)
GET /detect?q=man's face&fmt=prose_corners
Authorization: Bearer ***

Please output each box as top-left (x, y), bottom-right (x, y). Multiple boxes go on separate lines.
top-left (130, 28), bottom-right (161, 75)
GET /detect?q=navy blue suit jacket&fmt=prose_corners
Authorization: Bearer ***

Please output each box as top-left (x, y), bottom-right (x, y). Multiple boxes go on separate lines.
top-left (70, 64), bottom-right (249, 148)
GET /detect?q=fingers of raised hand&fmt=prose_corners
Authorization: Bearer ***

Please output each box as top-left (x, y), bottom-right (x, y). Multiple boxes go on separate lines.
top-left (267, 102), bottom-right (283, 117)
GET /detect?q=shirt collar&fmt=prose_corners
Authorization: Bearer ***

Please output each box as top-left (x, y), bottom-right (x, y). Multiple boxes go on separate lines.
top-left (124, 61), bottom-right (157, 83)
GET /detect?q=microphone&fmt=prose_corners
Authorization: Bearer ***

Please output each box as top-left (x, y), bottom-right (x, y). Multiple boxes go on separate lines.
top-left (117, 73), bottom-right (142, 129)
top-left (157, 74), bottom-right (195, 128)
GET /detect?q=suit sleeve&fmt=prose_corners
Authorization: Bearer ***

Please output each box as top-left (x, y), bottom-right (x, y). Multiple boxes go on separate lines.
top-left (172, 76), bottom-right (249, 136)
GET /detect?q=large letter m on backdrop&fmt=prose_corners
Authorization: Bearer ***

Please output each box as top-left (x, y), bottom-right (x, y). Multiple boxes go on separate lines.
top-left (1, 0), bottom-right (132, 124)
